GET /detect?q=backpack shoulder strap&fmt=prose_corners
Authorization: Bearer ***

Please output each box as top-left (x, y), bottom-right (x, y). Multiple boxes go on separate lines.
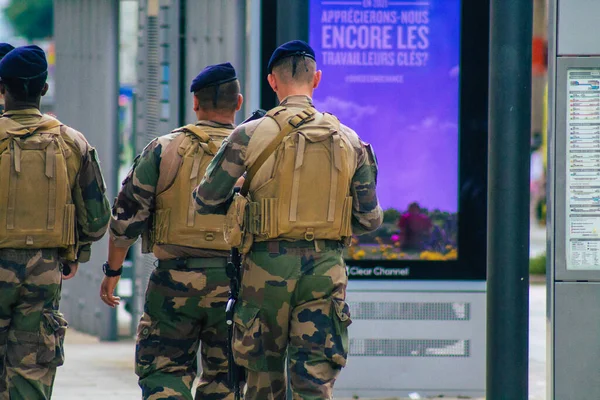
top-left (241, 107), bottom-right (318, 196)
top-left (264, 106), bottom-right (288, 128)
top-left (0, 117), bottom-right (21, 143)
top-left (322, 112), bottom-right (341, 130)
top-left (156, 133), bottom-right (187, 195)
top-left (173, 124), bottom-right (219, 155)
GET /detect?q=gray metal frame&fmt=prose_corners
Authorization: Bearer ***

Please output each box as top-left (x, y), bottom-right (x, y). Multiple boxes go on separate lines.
top-left (554, 282), bottom-right (600, 398)
top-left (335, 280), bottom-right (486, 398)
top-left (184, 0), bottom-right (248, 124)
top-left (546, 0), bottom-right (557, 397)
top-left (557, 0), bottom-right (600, 55)
top-left (53, 0), bottom-right (120, 341)
top-left (244, 0), bottom-right (262, 115)
top-left (158, 0), bottom-right (182, 134)
top-left (548, 0), bottom-right (600, 398)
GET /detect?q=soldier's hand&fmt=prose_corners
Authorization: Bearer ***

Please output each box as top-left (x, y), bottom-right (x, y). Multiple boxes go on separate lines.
top-left (62, 263), bottom-right (79, 280)
top-left (100, 276), bottom-right (121, 308)
top-left (235, 176), bottom-right (245, 188)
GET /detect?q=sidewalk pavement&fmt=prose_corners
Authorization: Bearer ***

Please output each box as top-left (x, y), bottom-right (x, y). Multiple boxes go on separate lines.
top-left (52, 330), bottom-right (489, 400)
top-left (51, 328), bottom-right (484, 399)
top-left (52, 330), bottom-right (139, 400)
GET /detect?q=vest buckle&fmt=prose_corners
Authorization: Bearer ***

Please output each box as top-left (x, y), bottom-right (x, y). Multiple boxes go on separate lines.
top-left (304, 229), bottom-right (315, 241)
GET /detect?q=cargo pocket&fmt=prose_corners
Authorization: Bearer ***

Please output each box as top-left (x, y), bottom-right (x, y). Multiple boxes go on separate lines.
top-left (38, 310), bottom-right (68, 367)
top-left (232, 303), bottom-right (267, 372)
top-left (330, 299), bottom-right (352, 368)
top-left (135, 315), bottom-right (159, 378)
top-left (224, 194), bottom-right (248, 247)
top-left (7, 329), bottom-right (38, 368)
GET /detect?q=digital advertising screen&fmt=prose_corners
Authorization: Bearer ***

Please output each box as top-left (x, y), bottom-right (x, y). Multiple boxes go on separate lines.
top-left (309, 0), bottom-right (461, 269)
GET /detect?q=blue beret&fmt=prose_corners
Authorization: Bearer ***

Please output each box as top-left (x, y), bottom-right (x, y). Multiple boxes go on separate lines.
top-left (0, 45), bottom-right (48, 80)
top-left (268, 40), bottom-right (315, 73)
top-left (190, 62), bottom-right (237, 93)
top-left (0, 43), bottom-right (14, 60)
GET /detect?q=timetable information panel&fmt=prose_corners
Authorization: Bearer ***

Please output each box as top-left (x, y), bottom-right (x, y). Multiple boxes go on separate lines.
top-left (566, 68), bottom-right (600, 270)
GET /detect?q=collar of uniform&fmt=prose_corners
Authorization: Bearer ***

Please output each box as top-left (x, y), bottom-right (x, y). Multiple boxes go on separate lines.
top-left (196, 120), bottom-right (235, 129)
top-left (279, 95), bottom-right (313, 108)
top-left (2, 108), bottom-right (43, 117)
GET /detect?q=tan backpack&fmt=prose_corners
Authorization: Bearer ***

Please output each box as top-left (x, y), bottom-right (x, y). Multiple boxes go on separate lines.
top-left (151, 124), bottom-right (231, 252)
top-left (244, 106), bottom-right (357, 242)
top-left (0, 115), bottom-right (76, 254)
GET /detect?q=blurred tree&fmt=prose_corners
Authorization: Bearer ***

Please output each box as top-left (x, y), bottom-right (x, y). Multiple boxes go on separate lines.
top-left (3, 0), bottom-right (53, 41)
top-left (383, 208), bottom-right (401, 224)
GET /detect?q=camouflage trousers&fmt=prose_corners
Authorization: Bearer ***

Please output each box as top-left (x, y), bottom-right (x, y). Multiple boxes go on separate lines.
top-left (0, 249), bottom-right (68, 400)
top-left (232, 240), bottom-right (352, 400)
top-left (135, 257), bottom-right (234, 400)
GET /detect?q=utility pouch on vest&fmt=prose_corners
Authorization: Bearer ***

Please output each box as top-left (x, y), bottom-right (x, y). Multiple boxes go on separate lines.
top-left (224, 191), bottom-right (253, 254)
top-left (0, 116), bottom-right (76, 254)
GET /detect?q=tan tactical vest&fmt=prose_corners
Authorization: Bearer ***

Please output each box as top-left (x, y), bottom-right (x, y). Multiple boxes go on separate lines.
top-left (0, 115), bottom-right (78, 255)
top-left (151, 124), bottom-right (231, 251)
top-left (246, 106), bottom-right (357, 242)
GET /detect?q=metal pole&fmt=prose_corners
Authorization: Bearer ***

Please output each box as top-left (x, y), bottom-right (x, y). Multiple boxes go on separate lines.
top-left (487, 0), bottom-right (533, 398)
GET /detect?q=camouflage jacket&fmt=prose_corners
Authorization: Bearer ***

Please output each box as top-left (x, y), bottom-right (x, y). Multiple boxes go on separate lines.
top-left (110, 121), bottom-right (235, 260)
top-left (193, 95), bottom-right (383, 237)
top-left (2, 108), bottom-right (111, 262)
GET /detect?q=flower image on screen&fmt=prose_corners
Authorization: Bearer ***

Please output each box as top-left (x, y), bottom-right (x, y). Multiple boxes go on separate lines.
top-left (309, 0), bottom-right (461, 261)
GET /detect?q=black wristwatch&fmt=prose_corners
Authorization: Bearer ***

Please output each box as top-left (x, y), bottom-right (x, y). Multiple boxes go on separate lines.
top-left (102, 261), bottom-right (123, 277)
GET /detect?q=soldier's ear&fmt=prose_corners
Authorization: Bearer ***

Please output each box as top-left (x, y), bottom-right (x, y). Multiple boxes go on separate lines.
top-left (313, 70), bottom-right (322, 89)
top-left (267, 73), bottom-right (277, 92)
top-left (0, 82), bottom-right (5, 96)
top-left (41, 83), bottom-right (49, 97)
top-left (236, 94), bottom-right (243, 112)
top-left (193, 95), bottom-right (200, 112)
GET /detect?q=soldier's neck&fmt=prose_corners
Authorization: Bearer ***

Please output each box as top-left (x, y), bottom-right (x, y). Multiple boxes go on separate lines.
top-left (276, 87), bottom-right (314, 103)
top-left (4, 99), bottom-right (40, 112)
top-left (196, 110), bottom-right (235, 125)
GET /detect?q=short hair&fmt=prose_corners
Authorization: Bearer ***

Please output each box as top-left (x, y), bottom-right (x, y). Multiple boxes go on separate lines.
top-left (272, 55), bottom-right (316, 85)
top-left (1, 74), bottom-right (47, 102)
top-left (193, 79), bottom-right (240, 112)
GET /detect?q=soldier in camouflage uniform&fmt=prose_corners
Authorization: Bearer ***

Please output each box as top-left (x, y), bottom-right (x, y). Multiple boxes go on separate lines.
top-left (101, 63), bottom-right (244, 400)
top-left (0, 43), bottom-right (14, 115)
top-left (193, 41), bottom-right (383, 399)
top-left (0, 45), bottom-right (111, 399)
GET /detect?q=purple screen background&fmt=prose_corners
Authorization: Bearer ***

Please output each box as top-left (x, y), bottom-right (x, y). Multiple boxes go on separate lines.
top-left (309, 0), bottom-right (461, 213)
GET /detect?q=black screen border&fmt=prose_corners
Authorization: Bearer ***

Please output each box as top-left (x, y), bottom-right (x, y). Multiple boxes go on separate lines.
top-left (261, 0), bottom-right (490, 280)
